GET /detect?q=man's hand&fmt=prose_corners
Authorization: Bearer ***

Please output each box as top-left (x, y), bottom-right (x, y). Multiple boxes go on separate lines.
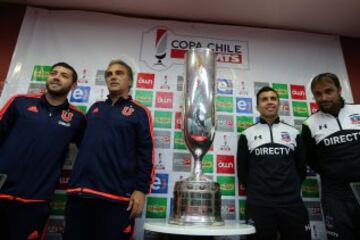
top-left (127, 190), bottom-right (145, 219)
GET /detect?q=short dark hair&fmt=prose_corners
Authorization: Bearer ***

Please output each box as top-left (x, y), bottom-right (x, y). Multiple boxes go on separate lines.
top-left (106, 59), bottom-right (134, 87)
top-left (256, 86), bottom-right (279, 105)
top-left (51, 62), bottom-right (78, 82)
top-left (311, 73), bottom-right (341, 92)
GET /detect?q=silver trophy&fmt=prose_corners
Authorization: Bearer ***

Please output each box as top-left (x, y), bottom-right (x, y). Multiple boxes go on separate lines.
top-left (169, 48), bottom-right (224, 225)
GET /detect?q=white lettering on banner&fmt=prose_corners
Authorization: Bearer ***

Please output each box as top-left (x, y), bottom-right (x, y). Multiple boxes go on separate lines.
top-left (254, 147), bottom-right (291, 155)
top-left (218, 162), bottom-right (234, 168)
top-left (292, 90), bottom-right (305, 97)
top-left (323, 132), bottom-right (360, 146)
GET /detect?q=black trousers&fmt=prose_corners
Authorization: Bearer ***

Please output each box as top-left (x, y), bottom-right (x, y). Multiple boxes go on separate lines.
top-left (321, 196), bottom-right (360, 240)
top-left (245, 203), bottom-right (311, 240)
top-left (63, 197), bottom-right (134, 240)
top-left (0, 200), bottom-right (49, 240)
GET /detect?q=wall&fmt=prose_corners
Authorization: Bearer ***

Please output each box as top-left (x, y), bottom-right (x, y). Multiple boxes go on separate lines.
top-left (0, 3), bottom-right (26, 95)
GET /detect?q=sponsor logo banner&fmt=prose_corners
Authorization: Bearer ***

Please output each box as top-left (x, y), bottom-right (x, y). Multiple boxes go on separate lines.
top-left (216, 96), bottom-right (233, 113)
top-left (70, 86), bottom-right (90, 103)
top-left (217, 115), bottom-right (234, 132)
top-left (221, 199), bottom-right (236, 220)
top-left (217, 176), bottom-right (235, 196)
top-left (49, 193), bottom-right (67, 216)
top-left (310, 102), bottom-right (319, 113)
top-left (57, 169), bottom-right (71, 190)
top-left (173, 152), bottom-right (192, 172)
top-left (146, 197), bottom-right (167, 218)
top-left (217, 78), bottom-right (233, 95)
top-left (236, 116), bottom-right (253, 133)
top-left (155, 92), bottom-right (173, 109)
top-left (254, 82), bottom-right (270, 96)
top-left (279, 100), bottom-right (290, 116)
top-left (202, 154), bottom-right (214, 174)
top-left (239, 199), bottom-right (246, 220)
top-left (290, 84), bottom-right (307, 100)
top-left (28, 82), bottom-right (46, 94)
top-left (302, 178), bottom-right (320, 198)
top-left (154, 130), bottom-right (171, 149)
top-left (272, 83), bottom-right (289, 99)
top-left (216, 155), bottom-right (235, 174)
top-left (95, 70), bottom-right (106, 85)
top-left (174, 112), bottom-right (182, 129)
top-left (135, 90), bottom-right (153, 107)
top-left (46, 218), bottom-right (65, 238)
top-left (173, 131), bottom-right (186, 150)
top-left (304, 201), bottom-right (323, 221)
top-left (292, 101), bottom-right (309, 117)
top-left (137, 73), bottom-right (155, 89)
top-left (32, 65), bottom-right (52, 82)
top-left (151, 173), bottom-right (169, 194)
top-left (154, 111), bottom-right (172, 129)
top-left (176, 75), bottom-right (184, 91)
top-left (236, 97), bottom-right (252, 114)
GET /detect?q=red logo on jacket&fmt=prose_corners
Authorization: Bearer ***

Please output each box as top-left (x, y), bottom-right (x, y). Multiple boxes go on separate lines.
top-left (122, 106), bottom-right (135, 116)
top-left (27, 106), bottom-right (39, 113)
top-left (61, 110), bottom-right (74, 122)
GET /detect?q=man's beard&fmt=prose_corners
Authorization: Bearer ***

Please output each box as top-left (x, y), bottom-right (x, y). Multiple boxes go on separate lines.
top-left (46, 82), bottom-right (72, 97)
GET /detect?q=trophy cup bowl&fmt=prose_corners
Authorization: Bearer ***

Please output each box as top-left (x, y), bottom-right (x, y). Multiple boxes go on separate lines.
top-left (169, 48), bottom-right (224, 225)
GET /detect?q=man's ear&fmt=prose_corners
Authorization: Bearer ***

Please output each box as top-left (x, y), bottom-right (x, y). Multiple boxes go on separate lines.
top-left (71, 82), bottom-right (77, 91)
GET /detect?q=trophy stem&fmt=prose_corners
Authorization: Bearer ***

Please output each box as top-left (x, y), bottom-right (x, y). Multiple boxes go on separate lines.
top-left (193, 158), bottom-right (202, 180)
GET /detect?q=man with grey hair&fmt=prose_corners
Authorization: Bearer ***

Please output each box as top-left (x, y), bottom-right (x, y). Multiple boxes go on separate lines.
top-left (64, 60), bottom-right (154, 240)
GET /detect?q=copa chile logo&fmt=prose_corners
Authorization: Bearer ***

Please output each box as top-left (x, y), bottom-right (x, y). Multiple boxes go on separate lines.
top-left (139, 26), bottom-right (250, 71)
top-left (70, 86), bottom-right (90, 103)
top-left (151, 173), bottom-right (169, 194)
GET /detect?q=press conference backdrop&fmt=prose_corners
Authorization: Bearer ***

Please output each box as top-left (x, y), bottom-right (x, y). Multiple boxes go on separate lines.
top-left (1, 7), bottom-right (353, 240)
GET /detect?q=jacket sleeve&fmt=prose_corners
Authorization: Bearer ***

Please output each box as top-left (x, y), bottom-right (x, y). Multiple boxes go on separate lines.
top-left (72, 114), bottom-right (87, 148)
top-left (135, 108), bottom-right (155, 194)
top-left (237, 133), bottom-right (250, 187)
top-left (0, 96), bottom-right (18, 146)
top-left (294, 134), bottom-right (307, 183)
top-left (301, 123), bottom-right (321, 174)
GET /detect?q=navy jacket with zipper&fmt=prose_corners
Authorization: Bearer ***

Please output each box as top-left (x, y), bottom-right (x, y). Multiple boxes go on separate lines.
top-left (67, 96), bottom-right (154, 203)
top-left (0, 93), bottom-right (85, 202)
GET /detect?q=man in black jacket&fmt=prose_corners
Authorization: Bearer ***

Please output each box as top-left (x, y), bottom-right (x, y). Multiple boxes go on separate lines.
top-left (237, 86), bottom-right (310, 240)
top-left (302, 73), bottom-right (360, 240)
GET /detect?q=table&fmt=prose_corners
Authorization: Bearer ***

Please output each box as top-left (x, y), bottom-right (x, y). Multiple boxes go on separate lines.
top-left (144, 221), bottom-right (255, 236)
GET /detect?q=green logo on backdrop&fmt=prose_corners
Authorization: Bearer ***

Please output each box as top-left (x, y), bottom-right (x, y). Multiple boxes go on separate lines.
top-left (135, 90), bottom-right (153, 107)
top-left (32, 65), bottom-right (52, 82)
top-left (239, 199), bottom-right (246, 220)
top-left (202, 154), bottom-right (214, 174)
top-left (236, 116), bottom-right (253, 133)
top-left (154, 111), bottom-right (172, 129)
top-left (76, 105), bottom-right (87, 113)
top-left (301, 178), bottom-right (320, 198)
top-left (216, 96), bottom-right (233, 113)
top-left (292, 101), bottom-right (309, 117)
top-left (146, 197), bottom-right (167, 218)
top-left (174, 131), bottom-right (186, 150)
top-left (49, 193), bottom-right (67, 216)
top-left (217, 176), bottom-right (235, 196)
top-left (272, 83), bottom-right (289, 99)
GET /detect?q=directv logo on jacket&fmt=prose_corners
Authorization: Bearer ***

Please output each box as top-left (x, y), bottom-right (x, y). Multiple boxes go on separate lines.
top-left (237, 118), bottom-right (305, 206)
top-left (302, 104), bottom-right (360, 191)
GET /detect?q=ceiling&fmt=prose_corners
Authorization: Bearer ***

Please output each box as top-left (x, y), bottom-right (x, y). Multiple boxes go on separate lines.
top-left (5, 0), bottom-right (360, 38)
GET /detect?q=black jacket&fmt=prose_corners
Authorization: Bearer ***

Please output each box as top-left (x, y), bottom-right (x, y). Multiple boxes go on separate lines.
top-left (237, 117), bottom-right (306, 206)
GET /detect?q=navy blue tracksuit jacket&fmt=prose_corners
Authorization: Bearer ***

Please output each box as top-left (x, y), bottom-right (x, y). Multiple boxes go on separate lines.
top-left (67, 96), bottom-right (154, 203)
top-left (0, 93), bottom-right (85, 202)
